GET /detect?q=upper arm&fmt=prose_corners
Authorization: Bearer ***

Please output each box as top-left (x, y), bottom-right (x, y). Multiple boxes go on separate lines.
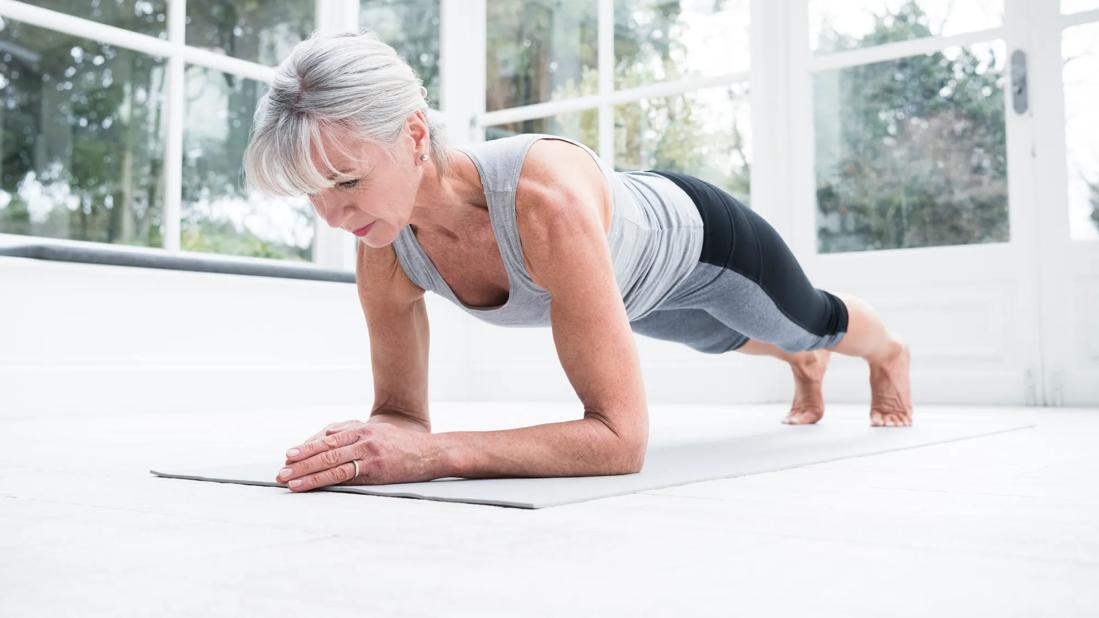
top-left (355, 241), bottom-right (432, 430)
top-left (515, 141), bottom-right (649, 462)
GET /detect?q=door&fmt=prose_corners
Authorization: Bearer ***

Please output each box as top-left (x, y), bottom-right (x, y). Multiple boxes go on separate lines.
top-left (1031, 1), bottom-right (1099, 405)
top-left (784, 0), bottom-right (1057, 405)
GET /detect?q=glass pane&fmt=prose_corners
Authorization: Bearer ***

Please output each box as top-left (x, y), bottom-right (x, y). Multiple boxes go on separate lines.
top-left (615, 0), bottom-right (750, 90)
top-left (360, 0), bottom-right (442, 108)
top-left (182, 67), bottom-right (313, 261)
top-left (1062, 0), bottom-right (1099, 14)
top-left (1063, 23), bottom-right (1099, 240)
top-left (487, 0), bottom-right (598, 111)
top-left (810, 0), bottom-right (1003, 55)
top-left (485, 109), bottom-right (599, 147)
top-left (615, 84), bottom-right (751, 201)
top-left (0, 18), bottom-right (166, 247)
top-left (33, 0), bottom-right (167, 38)
top-left (185, 1), bottom-right (314, 66)
top-left (814, 42), bottom-right (1008, 253)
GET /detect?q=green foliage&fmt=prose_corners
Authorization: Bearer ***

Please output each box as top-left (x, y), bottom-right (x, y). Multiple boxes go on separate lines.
top-left (815, 0), bottom-right (1009, 252)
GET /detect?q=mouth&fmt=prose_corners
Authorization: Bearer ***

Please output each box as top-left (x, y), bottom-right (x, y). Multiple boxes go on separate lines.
top-left (351, 222), bottom-right (376, 237)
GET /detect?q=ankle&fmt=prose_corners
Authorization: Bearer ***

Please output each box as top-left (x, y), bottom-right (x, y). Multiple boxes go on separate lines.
top-left (789, 349), bottom-right (828, 381)
top-left (866, 337), bottom-right (906, 368)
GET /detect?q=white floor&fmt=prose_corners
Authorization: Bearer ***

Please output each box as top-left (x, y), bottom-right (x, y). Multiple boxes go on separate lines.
top-left (2, 401), bottom-right (1097, 617)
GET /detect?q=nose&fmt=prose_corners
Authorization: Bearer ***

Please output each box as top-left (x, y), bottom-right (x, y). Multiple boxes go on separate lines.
top-left (311, 194), bottom-right (354, 229)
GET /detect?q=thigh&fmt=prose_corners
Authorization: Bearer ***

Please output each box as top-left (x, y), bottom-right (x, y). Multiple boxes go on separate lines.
top-left (629, 307), bottom-right (747, 354)
top-left (650, 170), bottom-right (849, 352)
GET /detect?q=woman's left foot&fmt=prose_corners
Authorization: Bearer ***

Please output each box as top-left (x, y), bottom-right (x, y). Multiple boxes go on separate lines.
top-left (868, 337), bottom-right (913, 427)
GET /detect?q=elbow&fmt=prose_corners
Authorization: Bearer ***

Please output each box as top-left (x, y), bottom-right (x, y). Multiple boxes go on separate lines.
top-left (587, 410), bottom-right (647, 474)
top-left (613, 421), bottom-right (647, 474)
top-left (618, 443), bottom-right (646, 474)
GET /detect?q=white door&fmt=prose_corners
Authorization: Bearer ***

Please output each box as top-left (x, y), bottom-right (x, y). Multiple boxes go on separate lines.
top-left (1031, 1), bottom-right (1099, 405)
top-left (780, 0), bottom-right (1089, 405)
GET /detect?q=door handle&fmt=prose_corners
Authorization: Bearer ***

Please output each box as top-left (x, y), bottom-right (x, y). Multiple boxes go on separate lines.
top-left (1011, 49), bottom-right (1028, 114)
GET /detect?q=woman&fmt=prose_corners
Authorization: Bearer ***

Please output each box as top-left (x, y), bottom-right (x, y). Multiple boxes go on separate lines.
top-left (244, 31), bottom-right (913, 493)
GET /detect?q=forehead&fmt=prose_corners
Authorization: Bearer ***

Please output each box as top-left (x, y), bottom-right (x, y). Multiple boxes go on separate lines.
top-left (308, 126), bottom-right (381, 173)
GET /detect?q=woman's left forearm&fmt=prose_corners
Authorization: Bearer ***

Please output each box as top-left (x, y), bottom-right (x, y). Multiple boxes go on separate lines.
top-left (428, 415), bottom-right (646, 479)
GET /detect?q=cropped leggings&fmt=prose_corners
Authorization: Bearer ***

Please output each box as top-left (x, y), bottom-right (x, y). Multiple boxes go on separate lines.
top-left (629, 170), bottom-right (849, 354)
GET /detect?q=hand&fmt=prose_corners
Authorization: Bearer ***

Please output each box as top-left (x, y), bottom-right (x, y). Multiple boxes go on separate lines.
top-left (275, 421), bottom-right (439, 491)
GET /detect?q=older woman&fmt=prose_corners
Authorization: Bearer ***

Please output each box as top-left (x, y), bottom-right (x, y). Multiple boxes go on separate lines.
top-left (244, 31), bottom-right (913, 493)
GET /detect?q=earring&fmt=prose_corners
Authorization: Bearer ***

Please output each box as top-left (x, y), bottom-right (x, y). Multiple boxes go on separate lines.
top-left (419, 154), bottom-right (429, 161)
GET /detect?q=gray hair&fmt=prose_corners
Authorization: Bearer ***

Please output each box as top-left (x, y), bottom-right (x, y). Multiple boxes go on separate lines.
top-left (242, 29), bottom-right (449, 197)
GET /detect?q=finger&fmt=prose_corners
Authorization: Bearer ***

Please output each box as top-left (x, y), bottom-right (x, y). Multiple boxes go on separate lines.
top-left (285, 427), bottom-right (361, 462)
top-left (286, 458), bottom-right (359, 492)
top-left (280, 440), bottom-right (365, 483)
top-left (326, 420), bottom-right (358, 435)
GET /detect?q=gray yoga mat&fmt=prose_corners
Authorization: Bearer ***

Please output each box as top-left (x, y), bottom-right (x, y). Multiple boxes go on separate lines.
top-left (151, 417), bottom-right (1035, 509)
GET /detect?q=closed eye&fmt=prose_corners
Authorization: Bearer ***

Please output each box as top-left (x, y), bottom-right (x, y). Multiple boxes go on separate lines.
top-left (337, 178), bottom-right (359, 190)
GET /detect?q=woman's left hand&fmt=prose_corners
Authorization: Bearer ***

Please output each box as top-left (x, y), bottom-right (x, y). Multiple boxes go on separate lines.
top-left (275, 421), bottom-right (440, 491)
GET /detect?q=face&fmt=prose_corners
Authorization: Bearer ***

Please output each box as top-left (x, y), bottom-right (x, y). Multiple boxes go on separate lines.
top-left (306, 113), bottom-right (427, 248)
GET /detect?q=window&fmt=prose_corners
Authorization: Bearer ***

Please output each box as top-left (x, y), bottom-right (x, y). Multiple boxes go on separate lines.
top-left (486, 0), bottom-right (598, 111)
top-left (0, 17), bottom-right (166, 248)
top-left (810, 1), bottom-right (1010, 253)
top-left (809, 0), bottom-right (1002, 54)
top-left (185, 0), bottom-right (314, 67)
top-left (33, 0), bottom-right (168, 38)
top-left (483, 0), bottom-right (751, 199)
top-left (1061, 17), bottom-right (1099, 240)
top-left (361, 0), bottom-right (442, 108)
top-left (0, 1), bottom-right (442, 266)
top-left (181, 67), bottom-right (314, 261)
top-left (615, 84), bottom-right (750, 199)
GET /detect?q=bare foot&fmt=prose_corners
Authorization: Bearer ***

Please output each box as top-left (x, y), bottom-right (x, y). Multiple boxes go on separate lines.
top-left (782, 349), bottom-right (831, 425)
top-left (868, 337), bottom-right (913, 427)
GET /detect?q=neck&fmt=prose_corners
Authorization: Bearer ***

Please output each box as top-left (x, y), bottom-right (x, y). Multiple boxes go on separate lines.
top-left (408, 149), bottom-right (485, 236)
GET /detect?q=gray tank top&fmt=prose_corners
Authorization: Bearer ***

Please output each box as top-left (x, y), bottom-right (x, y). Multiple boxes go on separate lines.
top-left (387, 133), bottom-right (703, 326)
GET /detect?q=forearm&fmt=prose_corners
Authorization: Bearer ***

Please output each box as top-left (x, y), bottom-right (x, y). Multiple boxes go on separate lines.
top-left (430, 416), bottom-right (645, 479)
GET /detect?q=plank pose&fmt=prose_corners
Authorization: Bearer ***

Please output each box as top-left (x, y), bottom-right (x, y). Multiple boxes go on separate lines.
top-left (244, 32), bottom-right (914, 493)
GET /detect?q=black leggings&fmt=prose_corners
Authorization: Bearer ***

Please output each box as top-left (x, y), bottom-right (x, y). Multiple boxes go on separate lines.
top-left (628, 170), bottom-right (849, 353)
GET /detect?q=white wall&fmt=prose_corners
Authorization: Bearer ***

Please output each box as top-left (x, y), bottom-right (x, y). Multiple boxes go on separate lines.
top-left (462, 317), bottom-right (787, 407)
top-left (0, 255), bottom-right (471, 418)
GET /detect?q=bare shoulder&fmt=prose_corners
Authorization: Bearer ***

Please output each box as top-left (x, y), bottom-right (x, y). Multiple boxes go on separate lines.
top-left (355, 239), bottom-right (425, 307)
top-left (515, 138), bottom-right (613, 290)
top-left (517, 138), bottom-right (610, 231)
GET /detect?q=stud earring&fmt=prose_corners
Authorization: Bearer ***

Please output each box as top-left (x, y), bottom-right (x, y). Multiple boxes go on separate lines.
top-left (419, 154), bottom-right (429, 161)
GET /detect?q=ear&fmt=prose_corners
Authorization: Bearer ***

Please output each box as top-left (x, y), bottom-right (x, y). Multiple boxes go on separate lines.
top-left (406, 110), bottom-right (430, 153)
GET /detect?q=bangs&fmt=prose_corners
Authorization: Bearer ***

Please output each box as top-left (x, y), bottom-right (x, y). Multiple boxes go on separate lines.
top-left (243, 110), bottom-right (358, 197)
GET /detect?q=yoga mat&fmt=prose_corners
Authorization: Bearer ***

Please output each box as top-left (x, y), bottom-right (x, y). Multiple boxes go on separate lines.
top-left (151, 417), bottom-right (1035, 509)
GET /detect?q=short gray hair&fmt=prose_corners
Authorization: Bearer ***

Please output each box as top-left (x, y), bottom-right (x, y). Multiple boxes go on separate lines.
top-left (242, 29), bottom-right (449, 197)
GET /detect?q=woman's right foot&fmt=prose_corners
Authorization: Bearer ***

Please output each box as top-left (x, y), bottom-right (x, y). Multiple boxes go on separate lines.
top-left (782, 349), bottom-right (831, 425)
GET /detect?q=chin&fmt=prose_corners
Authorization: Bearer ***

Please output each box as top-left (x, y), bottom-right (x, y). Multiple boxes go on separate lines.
top-left (359, 226), bottom-right (394, 249)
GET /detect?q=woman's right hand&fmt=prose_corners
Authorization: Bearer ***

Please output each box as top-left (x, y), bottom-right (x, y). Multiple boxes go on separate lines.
top-left (289, 413), bottom-right (429, 465)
